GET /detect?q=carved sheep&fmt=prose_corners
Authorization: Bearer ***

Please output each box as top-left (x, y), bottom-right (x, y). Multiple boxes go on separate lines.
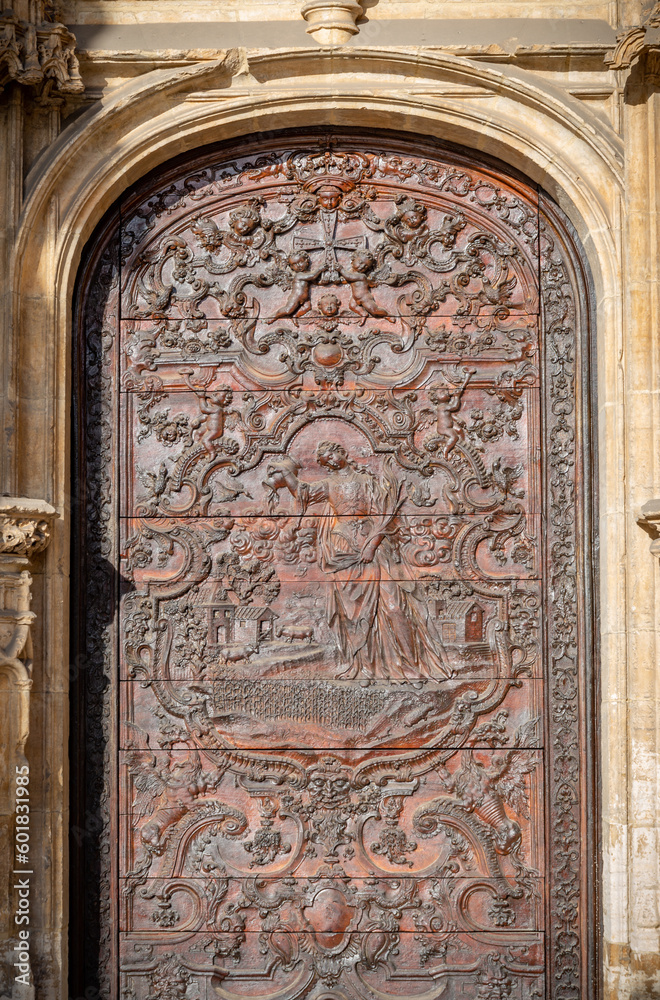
top-left (219, 642), bottom-right (258, 664)
top-left (276, 624), bottom-right (314, 643)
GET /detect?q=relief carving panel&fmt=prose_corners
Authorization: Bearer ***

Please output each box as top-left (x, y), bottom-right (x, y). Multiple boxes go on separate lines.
top-left (73, 132), bottom-right (592, 1000)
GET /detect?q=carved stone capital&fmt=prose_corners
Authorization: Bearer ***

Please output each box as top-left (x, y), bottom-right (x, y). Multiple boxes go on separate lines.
top-left (0, 497), bottom-right (56, 557)
top-left (637, 499), bottom-right (660, 557)
top-left (301, 0), bottom-right (364, 45)
top-left (0, 9), bottom-right (84, 100)
top-left (607, 2), bottom-right (660, 79)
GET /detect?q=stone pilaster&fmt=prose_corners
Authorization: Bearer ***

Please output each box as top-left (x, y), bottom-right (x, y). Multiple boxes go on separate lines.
top-left (0, 498), bottom-right (55, 997)
top-left (603, 20), bottom-right (660, 995)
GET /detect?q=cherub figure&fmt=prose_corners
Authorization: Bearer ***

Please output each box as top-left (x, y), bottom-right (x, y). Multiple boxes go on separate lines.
top-left (228, 200), bottom-right (264, 237)
top-left (190, 197), bottom-right (273, 269)
top-left (384, 195), bottom-right (466, 266)
top-left (426, 368), bottom-right (476, 458)
top-left (436, 723), bottom-right (540, 856)
top-left (126, 745), bottom-right (220, 850)
top-left (317, 293), bottom-right (341, 318)
top-left (179, 368), bottom-right (238, 458)
top-left (267, 251), bottom-right (325, 323)
top-left (340, 249), bottom-right (390, 319)
top-left (385, 196), bottom-right (430, 261)
top-left (307, 293), bottom-right (345, 334)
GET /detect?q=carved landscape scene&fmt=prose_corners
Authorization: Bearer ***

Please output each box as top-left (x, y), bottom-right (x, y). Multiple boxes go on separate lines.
top-left (78, 133), bottom-right (585, 999)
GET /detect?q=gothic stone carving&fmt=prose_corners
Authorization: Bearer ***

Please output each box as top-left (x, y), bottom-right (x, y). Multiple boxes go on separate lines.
top-left (0, 7), bottom-right (83, 99)
top-left (74, 132), bottom-right (591, 1000)
top-left (607, 1), bottom-right (660, 83)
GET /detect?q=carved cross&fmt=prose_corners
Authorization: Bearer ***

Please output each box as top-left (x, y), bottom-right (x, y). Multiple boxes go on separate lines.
top-left (294, 210), bottom-right (366, 282)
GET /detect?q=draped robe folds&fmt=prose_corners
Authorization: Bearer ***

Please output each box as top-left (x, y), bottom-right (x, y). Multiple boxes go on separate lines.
top-left (297, 466), bottom-right (451, 682)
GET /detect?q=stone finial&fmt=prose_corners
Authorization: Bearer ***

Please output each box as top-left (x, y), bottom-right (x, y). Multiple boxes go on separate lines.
top-left (607, 1), bottom-right (660, 76)
top-left (301, 0), bottom-right (364, 46)
top-left (0, 9), bottom-right (84, 100)
top-left (0, 497), bottom-right (56, 557)
top-left (637, 499), bottom-right (660, 556)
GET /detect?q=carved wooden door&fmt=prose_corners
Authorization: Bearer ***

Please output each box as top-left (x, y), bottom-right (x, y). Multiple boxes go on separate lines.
top-left (72, 130), bottom-right (597, 1000)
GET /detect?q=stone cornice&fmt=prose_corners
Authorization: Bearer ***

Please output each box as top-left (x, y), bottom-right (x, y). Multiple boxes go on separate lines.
top-left (607, 1), bottom-right (660, 78)
top-left (0, 497), bottom-right (57, 557)
top-left (0, 8), bottom-right (84, 100)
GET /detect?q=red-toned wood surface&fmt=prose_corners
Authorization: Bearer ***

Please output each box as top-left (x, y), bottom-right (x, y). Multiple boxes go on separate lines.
top-left (72, 131), bottom-right (595, 1000)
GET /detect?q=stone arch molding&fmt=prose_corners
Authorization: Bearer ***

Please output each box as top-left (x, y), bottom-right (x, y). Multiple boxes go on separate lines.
top-left (7, 42), bottom-right (630, 998)
top-left (17, 47), bottom-right (623, 350)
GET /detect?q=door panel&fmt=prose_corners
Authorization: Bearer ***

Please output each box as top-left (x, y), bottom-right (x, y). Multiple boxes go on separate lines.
top-left (72, 131), bottom-right (596, 1000)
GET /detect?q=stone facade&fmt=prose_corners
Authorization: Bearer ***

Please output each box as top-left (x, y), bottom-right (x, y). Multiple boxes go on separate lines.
top-left (1, 0), bottom-right (660, 997)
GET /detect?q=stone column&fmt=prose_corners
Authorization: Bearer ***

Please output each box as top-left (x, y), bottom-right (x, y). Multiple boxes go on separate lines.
top-left (0, 498), bottom-right (55, 998)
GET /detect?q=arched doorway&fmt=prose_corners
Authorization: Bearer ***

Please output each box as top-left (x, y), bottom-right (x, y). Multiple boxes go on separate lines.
top-left (70, 128), bottom-right (598, 999)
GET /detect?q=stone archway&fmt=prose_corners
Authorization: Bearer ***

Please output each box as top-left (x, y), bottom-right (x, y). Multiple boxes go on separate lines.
top-left (70, 127), bottom-right (597, 1000)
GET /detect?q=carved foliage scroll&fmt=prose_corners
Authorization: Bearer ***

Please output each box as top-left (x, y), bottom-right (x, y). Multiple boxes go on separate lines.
top-left (72, 132), bottom-right (594, 1000)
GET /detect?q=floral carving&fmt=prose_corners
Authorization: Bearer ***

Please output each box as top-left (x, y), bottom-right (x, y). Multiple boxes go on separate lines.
top-left (0, 510), bottom-right (53, 556)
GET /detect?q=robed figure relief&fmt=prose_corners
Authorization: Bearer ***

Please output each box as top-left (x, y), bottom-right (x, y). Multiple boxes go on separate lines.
top-left (265, 441), bottom-right (451, 683)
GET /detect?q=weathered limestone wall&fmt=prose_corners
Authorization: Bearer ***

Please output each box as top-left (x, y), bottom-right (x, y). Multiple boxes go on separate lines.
top-left (1, 0), bottom-right (659, 996)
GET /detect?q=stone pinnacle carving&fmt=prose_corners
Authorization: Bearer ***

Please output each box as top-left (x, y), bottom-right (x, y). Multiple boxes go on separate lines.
top-left (301, 0), bottom-right (364, 45)
top-left (0, 9), bottom-right (84, 99)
